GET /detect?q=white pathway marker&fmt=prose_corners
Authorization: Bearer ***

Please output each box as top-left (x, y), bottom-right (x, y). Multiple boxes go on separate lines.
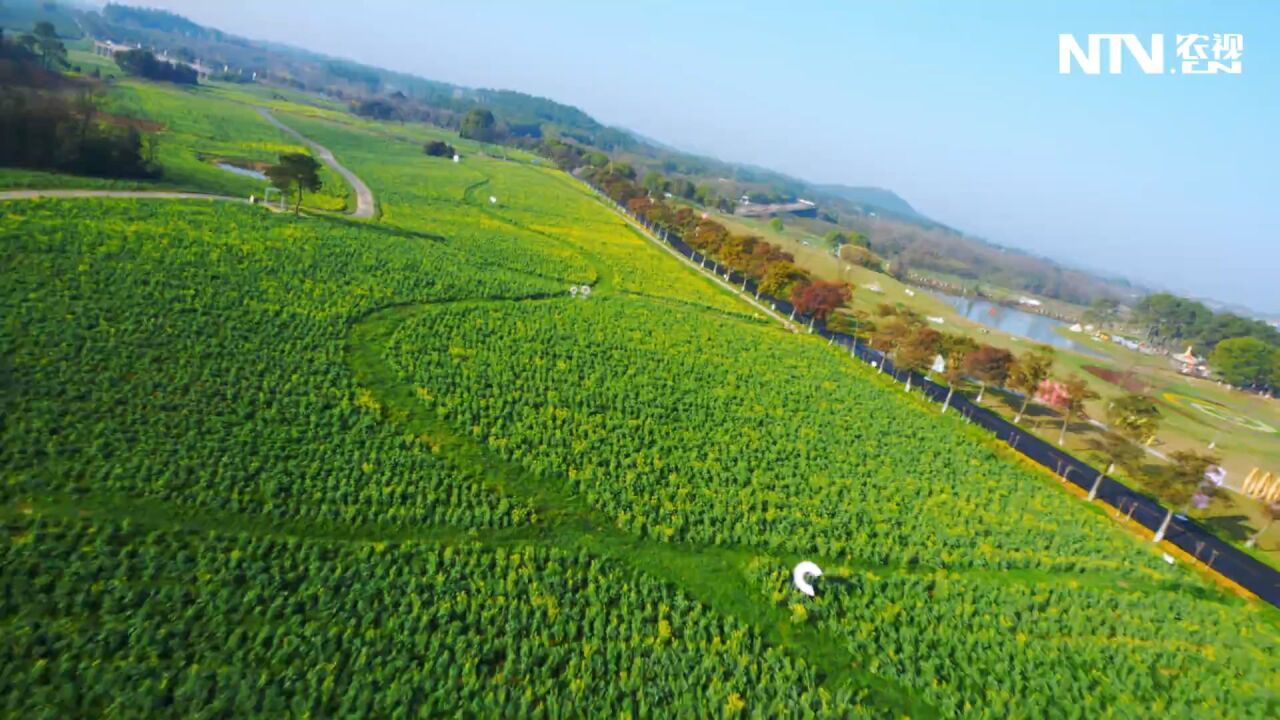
top-left (792, 561), bottom-right (823, 597)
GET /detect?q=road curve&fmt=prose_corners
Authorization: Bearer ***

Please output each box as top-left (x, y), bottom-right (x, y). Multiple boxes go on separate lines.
top-left (0, 190), bottom-right (243, 202)
top-left (256, 106), bottom-right (376, 218)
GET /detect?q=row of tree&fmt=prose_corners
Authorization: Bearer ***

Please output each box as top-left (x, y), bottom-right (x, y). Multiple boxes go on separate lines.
top-left (852, 303), bottom-right (1235, 544)
top-left (583, 164), bottom-right (856, 317)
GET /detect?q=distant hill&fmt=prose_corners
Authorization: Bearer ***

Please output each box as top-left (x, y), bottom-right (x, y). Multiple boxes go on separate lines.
top-left (813, 184), bottom-right (926, 222)
top-left (28, 1), bottom-right (1225, 313)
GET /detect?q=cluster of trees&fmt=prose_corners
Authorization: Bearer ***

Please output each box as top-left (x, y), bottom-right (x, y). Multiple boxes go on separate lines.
top-left (1136, 293), bottom-right (1280, 350)
top-left (458, 107), bottom-right (498, 142)
top-left (641, 170), bottom-right (735, 212)
top-left (422, 140), bottom-right (455, 158)
top-left (114, 48), bottom-right (198, 84)
top-left (0, 32), bottom-right (159, 179)
top-left (3, 21), bottom-right (67, 70)
top-left (1209, 336), bottom-right (1280, 389)
top-left (1134, 292), bottom-right (1280, 389)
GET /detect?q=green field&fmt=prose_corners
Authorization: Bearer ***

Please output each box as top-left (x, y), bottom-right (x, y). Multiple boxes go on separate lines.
top-left (3, 82), bottom-right (1280, 717)
top-left (0, 77), bottom-right (350, 211)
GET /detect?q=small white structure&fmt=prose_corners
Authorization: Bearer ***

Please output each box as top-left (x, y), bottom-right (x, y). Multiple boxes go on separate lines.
top-left (865, 282), bottom-right (883, 294)
top-left (1017, 296), bottom-right (1043, 307)
top-left (792, 561), bottom-right (823, 597)
top-left (579, 284), bottom-right (592, 298)
top-left (904, 288), bottom-right (915, 297)
top-left (931, 354), bottom-right (947, 373)
top-left (1069, 323), bottom-right (1084, 333)
top-left (489, 196), bottom-right (498, 204)
top-left (1205, 465), bottom-right (1227, 487)
top-left (452, 154), bottom-right (460, 163)
top-left (569, 286), bottom-right (579, 297)
top-left (927, 316), bottom-right (945, 325)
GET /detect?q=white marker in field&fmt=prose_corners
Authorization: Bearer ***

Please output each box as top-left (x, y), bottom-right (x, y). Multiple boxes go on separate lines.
top-left (579, 285), bottom-right (591, 298)
top-left (792, 561), bottom-right (823, 597)
top-left (489, 196), bottom-right (497, 204)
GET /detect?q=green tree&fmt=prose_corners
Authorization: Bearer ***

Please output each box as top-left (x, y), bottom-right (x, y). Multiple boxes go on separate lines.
top-left (1057, 375), bottom-right (1099, 446)
top-left (1148, 450), bottom-right (1219, 543)
top-left (459, 108), bottom-right (497, 142)
top-left (938, 334), bottom-right (978, 413)
top-left (1008, 346), bottom-right (1054, 424)
top-left (1083, 297), bottom-right (1119, 328)
top-left (1210, 336), bottom-right (1273, 387)
top-left (1107, 393), bottom-right (1162, 446)
top-left (266, 153), bottom-right (322, 216)
top-left (1087, 433), bottom-right (1145, 501)
top-left (641, 171), bottom-right (664, 195)
top-left (27, 21), bottom-right (66, 70)
top-left (758, 261), bottom-right (807, 298)
top-left (769, 217), bottom-right (784, 232)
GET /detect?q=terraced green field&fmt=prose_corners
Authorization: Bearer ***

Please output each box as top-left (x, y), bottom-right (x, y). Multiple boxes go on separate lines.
top-left (3, 87), bottom-right (1278, 717)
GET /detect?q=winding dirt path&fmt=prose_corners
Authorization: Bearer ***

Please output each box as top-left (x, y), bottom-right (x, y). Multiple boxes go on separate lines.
top-left (0, 189), bottom-right (242, 202)
top-left (256, 106), bottom-right (376, 218)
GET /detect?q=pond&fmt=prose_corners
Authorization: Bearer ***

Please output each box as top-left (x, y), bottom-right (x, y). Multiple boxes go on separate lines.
top-left (216, 162), bottom-right (268, 181)
top-left (930, 292), bottom-right (1102, 357)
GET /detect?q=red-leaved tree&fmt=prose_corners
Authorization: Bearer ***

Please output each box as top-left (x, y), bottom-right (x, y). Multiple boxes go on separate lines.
top-left (790, 280), bottom-right (853, 320)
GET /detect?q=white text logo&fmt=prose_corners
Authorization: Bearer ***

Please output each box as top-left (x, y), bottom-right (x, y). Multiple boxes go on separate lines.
top-left (1059, 33), bottom-right (1243, 75)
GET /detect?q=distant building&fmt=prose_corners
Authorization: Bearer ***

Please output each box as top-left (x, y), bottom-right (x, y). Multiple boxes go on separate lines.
top-left (734, 201), bottom-right (818, 219)
top-left (1016, 296), bottom-right (1043, 307)
top-left (95, 40), bottom-right (213, 80)
top-left (93, 40), bottom-right (137, 57)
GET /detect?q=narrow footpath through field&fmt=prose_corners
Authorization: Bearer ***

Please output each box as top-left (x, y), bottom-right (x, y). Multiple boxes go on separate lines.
top-left (256, 106), bottom-right (377, 218)
top-left (0, 189), bottom-right (243, 202)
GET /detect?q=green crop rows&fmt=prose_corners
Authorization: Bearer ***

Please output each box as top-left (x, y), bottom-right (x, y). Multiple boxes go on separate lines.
top-left (5, 515), bottom-right (869, 718)
top-left (387, 298), bottom-right (1164, 573)
top-left (3, 94), bottom-right (1278, 717)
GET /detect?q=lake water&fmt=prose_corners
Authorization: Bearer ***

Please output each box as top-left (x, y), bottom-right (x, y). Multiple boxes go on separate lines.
top-left (216, 162), bottom-right (267, 181)
top-left (931, 292), bottom-right (1101, 357)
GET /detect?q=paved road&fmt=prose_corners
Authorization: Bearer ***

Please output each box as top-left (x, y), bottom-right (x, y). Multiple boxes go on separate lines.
top-left (256, 107), bottom-right (376, 218)
top-left (599, 177), bottom-right (1280, 609)
top-left (0, 190), bottom-right (243, 202)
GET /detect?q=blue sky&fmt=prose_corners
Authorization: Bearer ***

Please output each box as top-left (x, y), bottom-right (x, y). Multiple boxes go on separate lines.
top-left (148, 1), bottom-right (1279, 314)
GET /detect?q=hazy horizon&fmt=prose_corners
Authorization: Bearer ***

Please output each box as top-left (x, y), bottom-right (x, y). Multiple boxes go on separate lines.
top-left (130, 1), bottom-right (1280, 315)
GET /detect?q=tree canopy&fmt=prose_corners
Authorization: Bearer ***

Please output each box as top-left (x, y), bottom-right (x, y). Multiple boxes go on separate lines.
top-left (1210, 336), bottom-right (1274, 387)
top-left (266, 152), bottom-right (322, 215)
top-left (459, 108), bottom-right (497, 142)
